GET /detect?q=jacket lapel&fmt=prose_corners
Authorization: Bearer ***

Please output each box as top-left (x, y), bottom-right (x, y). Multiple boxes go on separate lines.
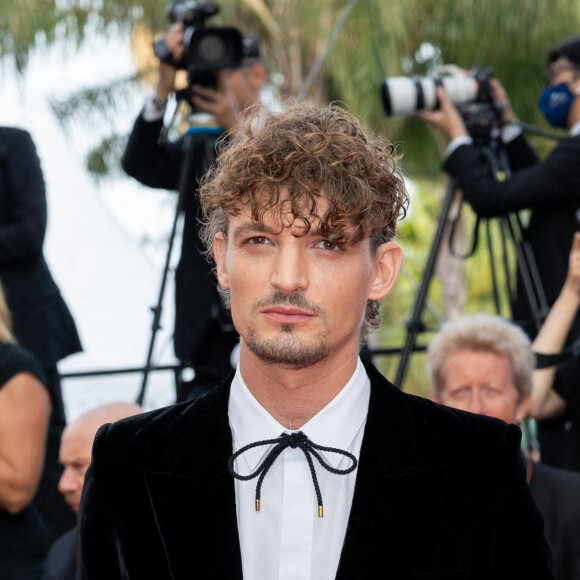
top-left (145, 380), bottom-right (244, 580)
top-left (336, 362), bottom-right (451, 578)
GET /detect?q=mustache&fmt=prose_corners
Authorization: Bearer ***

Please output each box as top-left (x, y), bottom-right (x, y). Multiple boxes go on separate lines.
top-left (254, 291), bottom-right (325, 317)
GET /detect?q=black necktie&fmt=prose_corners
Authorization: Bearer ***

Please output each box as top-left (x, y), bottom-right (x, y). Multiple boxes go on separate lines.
top-left (228, 431), bottom-right (358, 517)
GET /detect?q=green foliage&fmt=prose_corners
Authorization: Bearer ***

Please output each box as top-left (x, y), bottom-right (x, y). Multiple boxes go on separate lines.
top-left (85, 133), bottom-right (128, 180)
top-left (5, 1), bottom-right (580, 131)
top-left (49, 71), bottom-right (146, 131)
top-left (7, 1), bottom-right (579, 166)
top-left (374, 177), bottom-right (445, 394)
top-left (47, 69), bottom-right (149, 177)
top-left (307, 0), bottom-right (580, 174)
top-left (368, 0), bottom-right (580, 172)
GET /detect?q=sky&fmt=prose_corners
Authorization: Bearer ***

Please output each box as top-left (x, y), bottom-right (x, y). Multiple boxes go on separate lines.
top-left (1, 23), bottom-right (179, 419)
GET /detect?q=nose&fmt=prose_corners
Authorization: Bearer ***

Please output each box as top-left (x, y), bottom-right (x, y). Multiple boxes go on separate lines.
top-left (467, 393), bottom-right (484, 416)
top-left (58, 467), bottom-right (78, 495)
top-left (270, 241), bottom-right (308, 294)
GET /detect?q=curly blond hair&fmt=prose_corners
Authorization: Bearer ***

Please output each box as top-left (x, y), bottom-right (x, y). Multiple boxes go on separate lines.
top-left (199, 99), bottom-right (408, 340)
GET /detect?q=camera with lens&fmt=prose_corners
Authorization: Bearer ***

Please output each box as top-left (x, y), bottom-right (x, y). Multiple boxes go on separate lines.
top-left (153, 2), bottom-right (258, 99)
top-left (382, 66), bottom-right (501, 145)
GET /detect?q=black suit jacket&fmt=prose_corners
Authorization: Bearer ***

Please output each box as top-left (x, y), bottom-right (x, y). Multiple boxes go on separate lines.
top-left (0, 127), bottom-right (82, 367)
top-left (42, 527), bottom-right (76, 580)
top-left (77, 361), bottom-right (553, 579)
top-left (121, 115), bottom-right (233, 363)
top-left (530, 462), bottom-right (580, 580)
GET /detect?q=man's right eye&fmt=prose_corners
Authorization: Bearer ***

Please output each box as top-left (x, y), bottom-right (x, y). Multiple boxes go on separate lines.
top-left (450, 387), bottom-right (470, 399)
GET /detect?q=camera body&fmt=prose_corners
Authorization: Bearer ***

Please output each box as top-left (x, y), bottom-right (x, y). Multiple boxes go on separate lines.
top-left (154, 1), bottom-right (248, 90)
top-left (455, 67), bottom-right (502, 146)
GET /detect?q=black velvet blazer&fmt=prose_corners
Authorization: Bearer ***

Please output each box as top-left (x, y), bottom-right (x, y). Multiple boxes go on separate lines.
top-left (77, 361), bottom-right (554, 579)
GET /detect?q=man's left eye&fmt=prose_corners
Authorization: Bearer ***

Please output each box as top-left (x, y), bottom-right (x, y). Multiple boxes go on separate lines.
top-left (317, 240), bottom-right (341, 251)
top-left (248, 236), bottom-right (269, 245)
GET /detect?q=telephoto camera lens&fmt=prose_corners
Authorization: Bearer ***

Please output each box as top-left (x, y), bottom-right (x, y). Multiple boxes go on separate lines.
top-left (382, 74), bottom-right (478, 117)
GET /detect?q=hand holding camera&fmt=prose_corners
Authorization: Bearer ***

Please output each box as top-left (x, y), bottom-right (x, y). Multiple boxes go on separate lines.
top-left (415, 87), bottom-right (470, 140)
top-left (154, 22), bottom-right (185, 104)
top-left (489, 79), bottom-right (517, 125)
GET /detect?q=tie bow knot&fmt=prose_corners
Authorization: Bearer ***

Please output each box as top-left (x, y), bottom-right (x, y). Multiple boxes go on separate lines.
top-left (286, 431), bottom-right (307, 448)
top-left (228, 430), bottom-right (358, 517)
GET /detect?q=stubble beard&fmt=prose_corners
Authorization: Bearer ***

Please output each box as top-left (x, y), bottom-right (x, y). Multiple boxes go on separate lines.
top-left (245, 292), bottom-right (330, 370)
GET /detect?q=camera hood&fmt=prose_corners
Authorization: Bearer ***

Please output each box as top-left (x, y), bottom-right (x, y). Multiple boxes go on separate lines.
top-left (183, 27), bottom-right (244, 72)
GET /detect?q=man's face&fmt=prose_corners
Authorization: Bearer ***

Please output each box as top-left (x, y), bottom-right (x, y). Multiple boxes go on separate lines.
top-left (434, 349), bottom-right (530, 424)
top-left (217, 65), bottom-right (261, 111)
top-left (57, 426), bottom-right (93, 513)
top-left (214, 200), bottom-right (401, 370)
top-left (547, 56), bottom-right (580, 88)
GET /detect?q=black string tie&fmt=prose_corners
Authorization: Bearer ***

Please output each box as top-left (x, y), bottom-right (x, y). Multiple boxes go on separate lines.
top-left (228, 431), bottom-right (358, 517)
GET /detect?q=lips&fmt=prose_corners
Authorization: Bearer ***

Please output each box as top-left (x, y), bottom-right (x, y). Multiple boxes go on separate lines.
top-left (261, 306), bottom-right (315, 325)
top-left (64, 494), bottom-right (81, 513)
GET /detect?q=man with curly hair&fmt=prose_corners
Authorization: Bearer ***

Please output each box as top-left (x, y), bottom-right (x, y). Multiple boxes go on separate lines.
top-left (77, 101), bottom-right (553, 579)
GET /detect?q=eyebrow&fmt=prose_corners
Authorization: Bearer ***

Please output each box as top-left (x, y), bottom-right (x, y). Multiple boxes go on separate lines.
top-left (231, 222), bottom-right (278, 242)
top-left (231, 220), bottom-right (323, 241)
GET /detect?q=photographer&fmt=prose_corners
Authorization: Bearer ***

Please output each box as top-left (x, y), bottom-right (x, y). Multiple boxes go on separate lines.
top-left (122, 17), bottom-right (267, 401)
top-left (418, 35), bottom-right (580, 470)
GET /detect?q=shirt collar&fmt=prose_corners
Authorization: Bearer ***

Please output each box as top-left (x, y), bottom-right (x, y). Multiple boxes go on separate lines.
top-left (569, 119), bottom-right (580, 137)
top-left (229, 358), bottom-right (370, 471)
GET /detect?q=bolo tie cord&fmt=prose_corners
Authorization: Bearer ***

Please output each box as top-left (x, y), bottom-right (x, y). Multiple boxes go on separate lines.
top-left (228, 431), bottom-right (358, 517)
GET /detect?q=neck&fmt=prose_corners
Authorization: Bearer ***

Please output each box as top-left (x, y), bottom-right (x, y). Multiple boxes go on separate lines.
top-left (568, 94), bottom-right (580, 128)
top-left (238, 343), bottom-right (360, 429)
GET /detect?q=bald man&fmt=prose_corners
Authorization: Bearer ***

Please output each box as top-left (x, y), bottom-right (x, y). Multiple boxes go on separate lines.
top-left (42, 402), bottom-right (141, 580)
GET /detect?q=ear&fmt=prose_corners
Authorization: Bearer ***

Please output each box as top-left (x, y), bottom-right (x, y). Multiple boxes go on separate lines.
top-left (514, 394), bottom-right (532, 424)
top-left (368, 241), bottom-right (403, 301)
top-left (214, 232), bottom-right (230, 290)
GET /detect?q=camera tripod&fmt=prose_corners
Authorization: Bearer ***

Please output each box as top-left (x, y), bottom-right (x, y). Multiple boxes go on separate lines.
top-left (393, 138), bottom-right (550, 389)
top-left (135, 121), bottom-right (221, 406)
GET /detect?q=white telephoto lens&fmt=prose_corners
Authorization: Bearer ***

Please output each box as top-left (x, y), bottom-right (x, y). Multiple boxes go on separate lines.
top-left (441, 75), bottom-right (478, 106)
top-left (382, 77), bottom-right (420, 117)
top-left (383, 74), bottom-right (479, 117)
top-left (419, 78), bottom-right (438, 111)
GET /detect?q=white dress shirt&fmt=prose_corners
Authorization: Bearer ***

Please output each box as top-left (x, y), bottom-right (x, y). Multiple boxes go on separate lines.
top-left (142, 93), bottom-right (168, 122)
top-left (569, 119), bottom-right (580, 137)
top-left (228, 358), bottom-right (370, 580)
